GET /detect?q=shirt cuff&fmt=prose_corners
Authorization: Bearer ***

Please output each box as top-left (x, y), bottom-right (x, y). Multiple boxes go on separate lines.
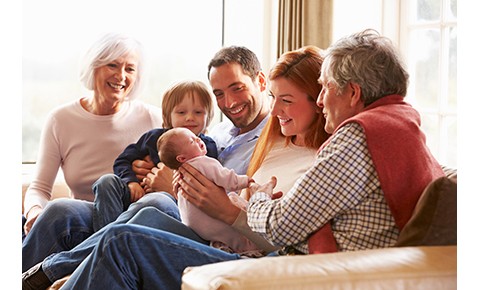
top-left (249, 191), bottom-right (271, 203)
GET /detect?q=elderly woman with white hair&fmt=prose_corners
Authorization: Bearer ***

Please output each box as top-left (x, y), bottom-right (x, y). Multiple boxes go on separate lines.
top-left (22, 33), bottom-right (167, 269)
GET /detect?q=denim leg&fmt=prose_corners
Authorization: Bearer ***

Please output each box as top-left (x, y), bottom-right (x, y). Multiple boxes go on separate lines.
top-left (120, 191), bottom-right (180, 222)
top-left (92, 174), bottom-right (132, 232)
top-left (41, 191), bottom-right (181, 282)
top-left (22, 199), bottom-right (94, 271)
top-left (128, 206), bottom-right (208, 244)
top-left (61, 224), bottom-right (240, 290)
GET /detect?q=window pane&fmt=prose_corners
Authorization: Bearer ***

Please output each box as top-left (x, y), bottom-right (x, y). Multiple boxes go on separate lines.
top-left (448, 0), bottom-right (457, 20)
top-left (22, 0), bottom-right (223, 162)
top-left (444, 116), bottom-right (457, 168)
top-left (409, 29), bottom-right (440, 110)
top-left (332, 0), bottom-right (382, 41)
top-left (420, 113), bottom-right (456, 168)
top-left (448, 26), bottom-right (457, 111)
top-left (420, 113), bottom-right (440, 158)
top-left (413, 0), bottom-right (440, 22)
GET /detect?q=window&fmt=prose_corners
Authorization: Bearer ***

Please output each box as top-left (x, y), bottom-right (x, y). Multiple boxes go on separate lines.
top-left (22, 0), bottom-right (224, 162)
top-left (400, 0), bottom-right (457, 168)
top-left (23, 0), bottom-right (457, 168)
top-left (333, 0), bottom-right (457, 168)
top-left (22, 0), bottom-right (276, 164)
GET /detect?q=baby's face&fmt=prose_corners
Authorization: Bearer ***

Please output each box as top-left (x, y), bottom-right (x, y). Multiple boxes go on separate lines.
top-left (176, 128), bottom-right (207, 161)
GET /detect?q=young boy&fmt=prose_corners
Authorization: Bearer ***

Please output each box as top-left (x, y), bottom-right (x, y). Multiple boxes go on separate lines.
top-left (93, 81), bottom-right (218, 231)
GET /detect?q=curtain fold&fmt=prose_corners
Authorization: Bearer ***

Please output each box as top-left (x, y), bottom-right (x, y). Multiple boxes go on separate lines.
top-left (277, 0), bottom-right (333, 57)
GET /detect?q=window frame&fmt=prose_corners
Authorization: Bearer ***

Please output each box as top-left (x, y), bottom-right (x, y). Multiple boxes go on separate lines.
top-left (398, 0), bottom-right (457, 168)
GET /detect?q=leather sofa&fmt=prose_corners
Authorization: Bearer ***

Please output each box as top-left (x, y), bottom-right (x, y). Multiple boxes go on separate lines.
top-left (45, 169), bottom-right (457, 289)
top-left (182, 245), bottom-right (456, 290)
top-left (182, 169), bottom-right (457, 290)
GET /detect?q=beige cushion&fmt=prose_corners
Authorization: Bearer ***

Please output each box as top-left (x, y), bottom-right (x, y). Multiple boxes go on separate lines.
top-left (22, 181), bottom-right (70, 213)
top-left (182, 246), bottom-right (456, 290)
top-left (47, 275), bottom-right (71, 290)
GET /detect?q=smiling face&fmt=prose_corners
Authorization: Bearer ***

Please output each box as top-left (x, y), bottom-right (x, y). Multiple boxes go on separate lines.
top-left (269, 77), bottom-right (319, 146)
top-left (170, 93), bottom-right (208, 136)
top-left (209, 63), bottom-right (267, 134)
top-left (93, 52), bottom-right (139, 109)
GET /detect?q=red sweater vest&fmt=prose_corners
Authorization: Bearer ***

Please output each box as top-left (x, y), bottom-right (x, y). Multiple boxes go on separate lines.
top-left (308, 95), bottom-right (444, 254)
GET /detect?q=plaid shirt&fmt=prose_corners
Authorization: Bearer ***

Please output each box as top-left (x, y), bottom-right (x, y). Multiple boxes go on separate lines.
top-left (247, 123), bottom-right (399, 254)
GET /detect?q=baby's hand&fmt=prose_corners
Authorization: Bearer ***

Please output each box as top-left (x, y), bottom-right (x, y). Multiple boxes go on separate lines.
top-left (249, 176), bottom-right (282, 199)
top-left (128, 182), bottom-right (146, 202)
top-left (228, 192), bottom-right (248, 212)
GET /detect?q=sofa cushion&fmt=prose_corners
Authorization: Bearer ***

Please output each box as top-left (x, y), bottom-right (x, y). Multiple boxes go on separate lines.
top-left (182, 246), bottom-right (457, 290)
top-left (395, 176), bottom-right (457, 247)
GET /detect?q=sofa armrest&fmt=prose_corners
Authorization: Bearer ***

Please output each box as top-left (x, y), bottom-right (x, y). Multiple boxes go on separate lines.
top-left (22, 180), bottom-right (70, 214)
top-left (182, 246), bottom-right (456, 290)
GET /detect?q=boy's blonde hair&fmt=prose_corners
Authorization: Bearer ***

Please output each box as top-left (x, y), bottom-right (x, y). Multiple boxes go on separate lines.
top-left (161, 80), bottom-right (214, 132)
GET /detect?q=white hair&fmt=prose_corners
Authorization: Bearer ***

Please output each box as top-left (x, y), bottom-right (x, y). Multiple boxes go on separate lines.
top-left (79, 32), bottom-right (146, 100)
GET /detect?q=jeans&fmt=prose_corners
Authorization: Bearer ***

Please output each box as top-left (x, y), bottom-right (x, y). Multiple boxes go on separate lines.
top-left (126, 207), bottom-right (208, 245)
top-left (22, 199), bottom-right (95, 272)
top-left (61, 223), bottom-right (241, 290)
top-left (92, 174), bottom-right (132, 232)
top-left (41, 206), bottom-right (206, 282)
top-left (22, 188), bottom-right (180, 275)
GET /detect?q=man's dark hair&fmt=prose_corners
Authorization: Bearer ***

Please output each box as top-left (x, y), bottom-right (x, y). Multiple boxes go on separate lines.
top-left (207, 46), bottom-right (261, 80)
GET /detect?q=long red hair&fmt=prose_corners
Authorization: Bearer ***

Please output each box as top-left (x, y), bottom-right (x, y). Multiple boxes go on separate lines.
top-left (245, 46), bottom-right (330, 198)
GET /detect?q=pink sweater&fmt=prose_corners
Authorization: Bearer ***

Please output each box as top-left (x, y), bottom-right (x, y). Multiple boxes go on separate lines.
top-left (178, 156), bottom-right (255, 252)
top-left (24, 99), bottom-right (162, 215)
top-left (309, 95), bottom-right (444, 253)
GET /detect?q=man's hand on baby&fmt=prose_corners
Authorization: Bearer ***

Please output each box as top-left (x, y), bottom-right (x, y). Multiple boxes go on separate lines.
top-left (143, 162), bottom-right (174, 194)
top-left (172, 170), bottom-right (181, 200)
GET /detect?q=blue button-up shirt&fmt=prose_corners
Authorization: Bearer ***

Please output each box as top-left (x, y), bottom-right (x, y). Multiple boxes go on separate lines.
top-left (209, 116), bottom-right (269, 175)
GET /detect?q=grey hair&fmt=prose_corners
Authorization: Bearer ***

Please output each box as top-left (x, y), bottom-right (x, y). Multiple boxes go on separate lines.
top-left (323, 29), bottom-right (409, 106)
top-left (79, 32), bottom-right (146, 100)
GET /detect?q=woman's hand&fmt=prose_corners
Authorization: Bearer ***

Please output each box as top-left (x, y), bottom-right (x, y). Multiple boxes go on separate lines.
top-left (23, 206), bottom-right (43, 236)
top-left (132, 155), bottom-right (155, 181)
top-left (177, 163), bottom-right (240, 225)
top-left (142, 163), bottom-right (174, 194)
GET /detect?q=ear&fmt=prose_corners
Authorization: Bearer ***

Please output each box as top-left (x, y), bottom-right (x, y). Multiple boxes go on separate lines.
top-left (176, 154), bottom-right (187, 163)
top-left (257, 71), bottom-right (267, 92)
top-left (349, 82), bottom-right (362, 107)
